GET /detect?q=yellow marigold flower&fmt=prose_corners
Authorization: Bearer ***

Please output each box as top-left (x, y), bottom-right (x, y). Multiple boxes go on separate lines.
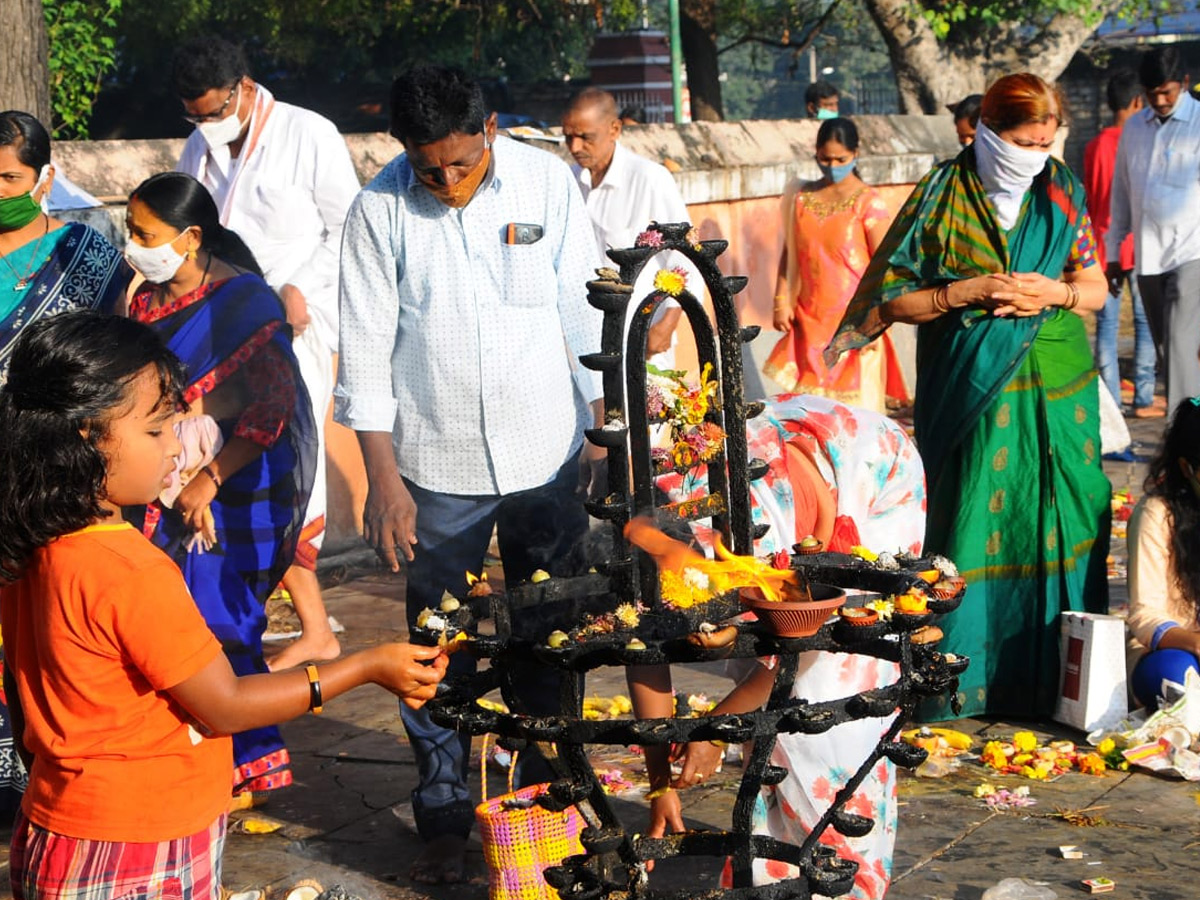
top-left (680, 394), bottom-right (708, 426)
top-left (660, 570), bottom-right (695, 609)
top-left (653, 267), bottom-right (688, 297)
top-left (671, 441), bottom-right (699, 469)
top-left (615, 603), bottom-right (641, 628)
top-left (982, 741), bottom-right (1008, 769)
top-left (1013, 731), bottom-right (1038, 753)
top-left (1012, 753), bottom-right (1033, 767)
top-left (1077, 753), bottom-right (1106, 776)
top-left (1020, 760), bottom-right (1052, 780)
top-left (1096, 737), bottom-right (1116, 756)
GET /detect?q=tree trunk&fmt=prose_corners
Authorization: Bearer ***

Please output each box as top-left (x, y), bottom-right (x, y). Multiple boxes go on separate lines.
top-left (680, 0), bottom-right (723, 122)
top-left (0, 0), bottom-right (50, 124)
top-left (862, 0), bottom-right (1122, 114)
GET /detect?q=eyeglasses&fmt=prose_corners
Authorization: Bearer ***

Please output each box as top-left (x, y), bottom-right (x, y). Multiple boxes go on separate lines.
top-left (182, 82), bottom-right (239, 125)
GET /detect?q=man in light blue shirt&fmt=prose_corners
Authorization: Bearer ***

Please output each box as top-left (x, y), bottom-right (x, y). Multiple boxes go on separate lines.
top-left (1108, 46), bottom-right (1200, 413)
top-left (334, 66), bottom-right (604, 884)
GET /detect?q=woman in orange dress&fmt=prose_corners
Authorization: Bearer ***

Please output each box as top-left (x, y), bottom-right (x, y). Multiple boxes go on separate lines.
top-left (764, 118), bottom-right (908, 411)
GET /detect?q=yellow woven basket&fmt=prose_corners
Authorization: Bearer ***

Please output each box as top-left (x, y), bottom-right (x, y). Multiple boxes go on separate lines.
top-left (475, 737), bottom-right (585, 900)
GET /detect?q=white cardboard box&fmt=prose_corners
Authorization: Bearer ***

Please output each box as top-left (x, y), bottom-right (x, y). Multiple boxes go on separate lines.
top-left (1054, 611), bottom-right (1129, 733)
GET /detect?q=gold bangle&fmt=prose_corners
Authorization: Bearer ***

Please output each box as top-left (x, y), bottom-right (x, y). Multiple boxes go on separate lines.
top-left (773, 295), bottom-right (790, 308)
top-left (1062, 281), bottom-right (1080, 310)
top-left (305, 664), bottom-right (323, 715)
top-left (932, 284), bottom-right (951, 313)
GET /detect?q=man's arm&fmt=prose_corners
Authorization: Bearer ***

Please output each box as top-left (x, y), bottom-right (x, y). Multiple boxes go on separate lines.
top-left (333, 182), bottom-right (411, 566)
top-left (1106, 127), bottom-right (1135, 268)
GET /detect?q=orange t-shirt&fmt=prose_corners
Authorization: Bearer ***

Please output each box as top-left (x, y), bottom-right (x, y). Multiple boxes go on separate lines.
top-left (0, 523), bottom-right (230, 842)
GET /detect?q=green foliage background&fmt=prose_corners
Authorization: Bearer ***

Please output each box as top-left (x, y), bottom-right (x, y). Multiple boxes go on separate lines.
top-left (44, 0), bottom-right (121, 139)
top-left (41, 0), bottom-right (1186, 137)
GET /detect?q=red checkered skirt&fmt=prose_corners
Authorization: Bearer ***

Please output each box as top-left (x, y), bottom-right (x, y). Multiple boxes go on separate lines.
top-left (10, 810), bottom-right (226, 900)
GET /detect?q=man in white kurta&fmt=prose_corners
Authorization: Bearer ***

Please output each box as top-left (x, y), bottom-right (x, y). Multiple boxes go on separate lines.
top-left (173, 36), bottom-right (360, 668)
top-left (562, 88), bottom-right (700, 371)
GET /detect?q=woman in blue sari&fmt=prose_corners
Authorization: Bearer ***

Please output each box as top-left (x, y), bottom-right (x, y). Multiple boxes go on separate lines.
top-left (0, 110), bottom-right (129, 820)
top-left (124, 172), bottom-right (316, 800)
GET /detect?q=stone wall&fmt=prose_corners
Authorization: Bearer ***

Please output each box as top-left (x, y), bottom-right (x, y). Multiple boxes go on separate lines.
top-left (53, 115), bottom-right (958, 558)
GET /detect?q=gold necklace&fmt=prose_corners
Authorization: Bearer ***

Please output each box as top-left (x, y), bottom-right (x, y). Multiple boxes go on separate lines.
top-left (0, 215), bottom-right (50, 291)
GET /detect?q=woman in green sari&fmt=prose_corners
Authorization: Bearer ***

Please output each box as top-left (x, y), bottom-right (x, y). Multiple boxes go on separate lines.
top-left (826, 74), bottom-right (1111, 719)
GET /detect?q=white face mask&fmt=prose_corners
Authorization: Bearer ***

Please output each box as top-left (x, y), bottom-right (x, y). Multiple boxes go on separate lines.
top-left (195, 87), bottom-right (246, 150)
top-left (973, 122), bottom-right (1051, 229)
top-left (124, 232), bottom-right (189, 284)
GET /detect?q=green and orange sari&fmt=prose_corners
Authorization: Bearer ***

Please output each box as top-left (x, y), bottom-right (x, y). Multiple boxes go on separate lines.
top-left (826, 146), bottom-right (1111, 719)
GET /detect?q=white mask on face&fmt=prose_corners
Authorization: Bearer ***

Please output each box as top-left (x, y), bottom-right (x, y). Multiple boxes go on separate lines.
top-left (195, 87), bottom-right (246, 150)
top-left (124, 232), bottom-right (189, 284)
top-left (973, 122), bottom-right (1051, 230)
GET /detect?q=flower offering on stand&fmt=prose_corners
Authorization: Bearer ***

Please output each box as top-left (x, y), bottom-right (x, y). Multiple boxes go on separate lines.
top-left (647, 363), bottom-right (726, 475)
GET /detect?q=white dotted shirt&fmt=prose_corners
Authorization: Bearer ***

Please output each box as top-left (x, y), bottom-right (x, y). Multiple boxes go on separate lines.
top-left (334, 136), bottom-right (604, 495)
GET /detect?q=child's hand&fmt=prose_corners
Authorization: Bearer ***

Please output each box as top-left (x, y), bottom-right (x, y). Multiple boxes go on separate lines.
top-left (374, 643), bottom-right (447, 709)
top-left (644, 788), bottom-right (685, 871)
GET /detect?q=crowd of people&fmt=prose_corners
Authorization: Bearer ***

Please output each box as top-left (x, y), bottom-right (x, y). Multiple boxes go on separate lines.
top-left (0, 30), bottom-right (1196, 900)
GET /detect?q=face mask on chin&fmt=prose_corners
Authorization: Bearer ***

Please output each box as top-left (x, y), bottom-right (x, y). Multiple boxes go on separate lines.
top-left (124, 231), bottom-right (191, 284)
top-left (196, 87), bottom-right (247, 150)
top-left (425, 144), bottom-right (491, 208)
top-left (0, 164), bottom-right (50, 231)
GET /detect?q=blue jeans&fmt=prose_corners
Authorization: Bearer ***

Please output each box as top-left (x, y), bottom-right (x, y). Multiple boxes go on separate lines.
top-left (1095, 271), bottom-right (1156, 409)
top-left (399, 451), bottom-right (589, 840)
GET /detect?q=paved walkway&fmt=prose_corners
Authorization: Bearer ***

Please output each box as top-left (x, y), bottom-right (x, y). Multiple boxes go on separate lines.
top-left (197, 411), bottom-right (1192, 900)
top-left (0, 407), bottom-right (1180, 900)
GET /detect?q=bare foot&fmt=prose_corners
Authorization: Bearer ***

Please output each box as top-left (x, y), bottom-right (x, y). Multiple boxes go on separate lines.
top-left (266, 629), bottom-right (341, 672)
top-left (410, 834), bottom-right (467, 885)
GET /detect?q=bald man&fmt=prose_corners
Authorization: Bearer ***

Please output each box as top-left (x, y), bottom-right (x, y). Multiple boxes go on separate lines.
top-left (562, 88), bottom-right (698, 366)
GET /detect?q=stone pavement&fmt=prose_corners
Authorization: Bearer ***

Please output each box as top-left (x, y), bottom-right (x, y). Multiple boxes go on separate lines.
top-left (191, 409), bottom-right (1191, 900)
top-left (0, 409), bottom-right (1182, 900)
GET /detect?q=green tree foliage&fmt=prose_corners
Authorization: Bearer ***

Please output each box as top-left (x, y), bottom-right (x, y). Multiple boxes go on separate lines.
top-left (861, 0), bottom-right (1186, 112)
top-left (43, 0), bottom-right (121, 138)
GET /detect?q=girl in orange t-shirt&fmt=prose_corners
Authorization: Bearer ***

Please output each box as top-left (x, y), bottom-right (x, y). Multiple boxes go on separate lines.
top-left (0, 311), bottom-right (448, 900)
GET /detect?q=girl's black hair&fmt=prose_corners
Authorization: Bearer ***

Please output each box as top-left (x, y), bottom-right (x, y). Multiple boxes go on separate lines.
top-left (129, 172), bottom-right (263, 276)
top-left (1144, 399), bottom-right (1200, 614)
top-left (816, 116), bottom-right (860, 153)
top-left (0, 110), bottom-right (51, 170)
top-left (0, 311), bottom-right (187, 584)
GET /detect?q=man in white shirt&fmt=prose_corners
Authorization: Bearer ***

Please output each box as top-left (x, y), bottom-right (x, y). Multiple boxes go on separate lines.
top-left (1108, 46), bottom-right (1200, 413)
top-left (173, 36), bottom-right (361, 669)
top-left (562, 88), bottom-right (699, 370)
top-left (335, 66), bottom-right (603, 884)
